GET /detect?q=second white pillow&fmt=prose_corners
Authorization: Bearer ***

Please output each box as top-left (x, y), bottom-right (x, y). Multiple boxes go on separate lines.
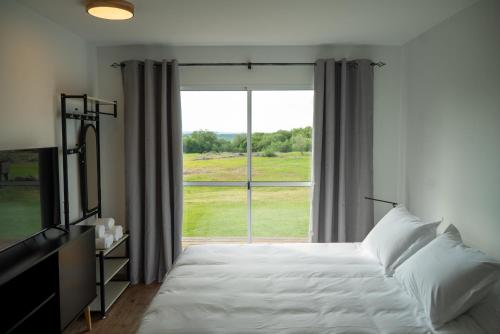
top-left (361, 206), bottom-right (439, 276)
top-left (394, 224), bottom-right (500, 328)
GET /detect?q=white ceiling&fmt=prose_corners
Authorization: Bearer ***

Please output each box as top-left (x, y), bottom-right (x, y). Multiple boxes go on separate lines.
top-left (19, 0), bottom-right (478, 46)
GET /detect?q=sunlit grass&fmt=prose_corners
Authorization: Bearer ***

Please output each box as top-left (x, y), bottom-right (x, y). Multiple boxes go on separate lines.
top-left (183, 186), bottom-right (310, 238)
top-left (182, 152), bottom-right (312, 238)
top-left (183, 152), bottom-right (311, 182)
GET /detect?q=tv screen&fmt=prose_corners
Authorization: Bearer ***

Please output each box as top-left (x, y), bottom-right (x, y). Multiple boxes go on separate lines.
top-left (0, 147), bottom-right (60, 252)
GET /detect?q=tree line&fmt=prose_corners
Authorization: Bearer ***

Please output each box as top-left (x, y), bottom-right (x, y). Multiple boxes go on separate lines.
top-left (183, 127), bottom-right (312, 155)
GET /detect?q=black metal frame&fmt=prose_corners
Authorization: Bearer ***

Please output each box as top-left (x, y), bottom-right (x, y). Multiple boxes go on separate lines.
top-left (61, 94), bottom-right (130, 319)
top-left (60, 94), bottom-right (117, 228)
top-left (79, 124), bottom-right (99, 214)
top-left (98, 250), bottom-right (105, 318)
top-left (364, 196), bottom-right (398, 207)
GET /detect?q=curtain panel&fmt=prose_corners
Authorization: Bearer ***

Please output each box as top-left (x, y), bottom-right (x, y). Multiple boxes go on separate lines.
top-left (121, 59), bottom-right (183, 284)
top-left (312, 59), bottom-right (374, 243)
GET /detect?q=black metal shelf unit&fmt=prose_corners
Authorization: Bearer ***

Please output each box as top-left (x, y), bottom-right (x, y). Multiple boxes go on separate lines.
top-left (60, 94), bottom-right (117, 228)
top-left (60, 94), bottom-right (130, 319)
top-left (91, 234), bottom-right (130, 318)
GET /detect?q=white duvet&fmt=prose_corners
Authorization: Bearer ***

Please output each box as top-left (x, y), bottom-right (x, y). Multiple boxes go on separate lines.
top-left (138, 243), bottom-right (486, 334)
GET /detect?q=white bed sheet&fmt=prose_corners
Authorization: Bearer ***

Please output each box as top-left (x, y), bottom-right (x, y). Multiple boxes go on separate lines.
top-left (138, 243), bottom-right (485, 334)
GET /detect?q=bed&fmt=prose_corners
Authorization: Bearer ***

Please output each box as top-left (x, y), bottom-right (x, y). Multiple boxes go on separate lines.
top-left (138, 243), bottom-right (488, 334)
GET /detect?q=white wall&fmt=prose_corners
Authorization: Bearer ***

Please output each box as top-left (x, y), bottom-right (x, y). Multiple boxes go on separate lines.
top-left (0, 0), bottom-right (97, 221)
top-left (402, 0), bottom-right (500, 257)
top-left (96, 44), bottom-right (403, 227)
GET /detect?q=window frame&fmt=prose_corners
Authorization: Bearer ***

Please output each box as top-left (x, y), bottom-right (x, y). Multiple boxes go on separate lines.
top-left (181, 86), bottom-right (313, 243)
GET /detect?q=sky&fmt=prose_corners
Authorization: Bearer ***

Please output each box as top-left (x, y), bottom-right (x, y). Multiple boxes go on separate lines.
top-left (181, 90), bottom-right (313, 133)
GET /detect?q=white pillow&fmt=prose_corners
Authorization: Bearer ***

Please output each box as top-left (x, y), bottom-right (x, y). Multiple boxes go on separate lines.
top-left (361, 205), bottom-right (439, 275)
top-left (468, 290), bottom-right (500, 334)
top-left (394, 224), bottom-right (500, 328)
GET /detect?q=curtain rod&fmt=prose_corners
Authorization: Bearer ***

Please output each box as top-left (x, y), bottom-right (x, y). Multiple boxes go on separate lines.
top-left (110, 61), bottom-right (386, 69)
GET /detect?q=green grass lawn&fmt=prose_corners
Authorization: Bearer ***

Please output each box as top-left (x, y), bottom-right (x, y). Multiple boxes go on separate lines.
top-left (183, 187), bottom-right (247, 237)
top-left (183, 152), bottom-right (312, 238)
top-left (183, 152), bottom-right (311, 181)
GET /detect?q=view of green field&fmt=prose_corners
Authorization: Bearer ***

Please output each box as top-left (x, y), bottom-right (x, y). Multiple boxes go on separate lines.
top-left (183, 186), bottom-right (311, 238)
top-left (183, 152), bottom-right (311, 181)
top-left (183, 152), bottom-right (312, 239)
top-left (181, 90), bottom-right (313, 241)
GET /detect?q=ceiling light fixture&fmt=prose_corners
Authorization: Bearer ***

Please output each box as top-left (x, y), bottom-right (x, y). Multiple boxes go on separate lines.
top-left (86, 0), bottom-right (134, 20)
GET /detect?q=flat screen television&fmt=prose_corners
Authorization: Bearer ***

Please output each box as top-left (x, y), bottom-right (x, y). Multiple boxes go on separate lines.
top-left (0, 147), bottom-right (60, 252)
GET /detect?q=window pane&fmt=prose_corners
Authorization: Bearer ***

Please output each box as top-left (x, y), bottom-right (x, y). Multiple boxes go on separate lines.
top-left (183, 187), bottom-right (247, 246)
top-left (181, 91), bottom-right (247, 181)
top-left (251, 187), bottom-right (311, 241)
top-left (252, 91), bottom-right (313, 181)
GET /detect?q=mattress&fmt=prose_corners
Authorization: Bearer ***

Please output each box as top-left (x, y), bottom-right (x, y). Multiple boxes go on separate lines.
top-left (138, 243), bottom-right (485, 334)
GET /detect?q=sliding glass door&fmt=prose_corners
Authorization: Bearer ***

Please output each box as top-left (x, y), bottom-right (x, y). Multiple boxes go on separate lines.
top-left (250, 91), bottom-right (313, 241)
top-left (182, 89), bottom-right (313, 246)
top-left (182, 91), bottom-right (248, 245)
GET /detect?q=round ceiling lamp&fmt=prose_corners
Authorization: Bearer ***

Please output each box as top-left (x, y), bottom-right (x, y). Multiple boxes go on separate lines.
top-left (86, 0), bottom-right (134, 20)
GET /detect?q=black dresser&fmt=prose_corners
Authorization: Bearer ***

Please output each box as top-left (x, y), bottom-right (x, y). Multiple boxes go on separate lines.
top-left (0, 225), bottom-right (95, 333)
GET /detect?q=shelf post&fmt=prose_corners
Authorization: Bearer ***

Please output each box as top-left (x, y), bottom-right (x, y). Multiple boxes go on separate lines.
top-left (96, 102), bottom-right (102, 218)
top-left (61, 94), bottom-right (70, 229)
top-left (99, 251), bottom-right (106, 319)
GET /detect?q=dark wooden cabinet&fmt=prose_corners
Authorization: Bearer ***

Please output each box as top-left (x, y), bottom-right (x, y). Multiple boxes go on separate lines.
top-left (0, 225), bottom-right (95, 333)
top-left (58, 226), bottom-right (96, 329)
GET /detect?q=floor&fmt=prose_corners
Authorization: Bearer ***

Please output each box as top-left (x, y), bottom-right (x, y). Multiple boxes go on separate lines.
top-left (64, 283), bottom-right (161, 334)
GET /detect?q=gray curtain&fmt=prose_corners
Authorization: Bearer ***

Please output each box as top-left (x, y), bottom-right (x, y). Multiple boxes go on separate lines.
top-left (312, 59), bottom-right (374, 243)
top-left (121, 59), bottom-right (183, 284)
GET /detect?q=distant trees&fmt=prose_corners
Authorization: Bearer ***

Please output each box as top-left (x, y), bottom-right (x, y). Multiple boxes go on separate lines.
top-left (183, 131), bottom-right (220, 153)
top-left (183, 127), bottom-right (312, 154)
top-left (231, 134), bottom-right (247, 153)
